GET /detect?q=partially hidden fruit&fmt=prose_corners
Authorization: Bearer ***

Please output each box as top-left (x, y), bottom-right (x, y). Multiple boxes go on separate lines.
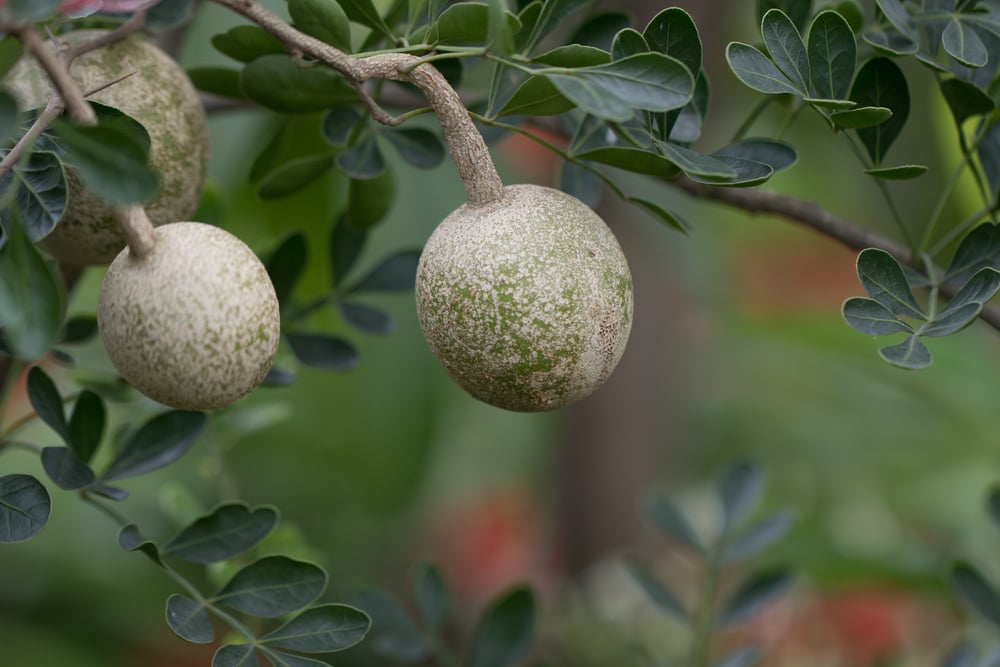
top-left (5, 30), bottom-right (208, 265)
top-left (415, 184), bottom-right (633, 412)
top-left (98, 222), bottom-right (280, 411)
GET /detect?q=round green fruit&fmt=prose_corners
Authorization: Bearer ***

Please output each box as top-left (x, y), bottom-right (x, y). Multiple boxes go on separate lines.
top-left (5, 30), bottom-right (208, 265)
top-left (97, 222), bottom-right (281, 411)
top-left (415, 184), bottom-right (633, 412)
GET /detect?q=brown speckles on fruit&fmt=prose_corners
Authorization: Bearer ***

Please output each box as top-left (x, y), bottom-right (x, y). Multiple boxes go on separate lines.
top-left (97, 222), bottom-right (281, 411)
top-left (5, 30), bottom-right (208, 265)
top-left (415, 184), bottom-right (633, 412)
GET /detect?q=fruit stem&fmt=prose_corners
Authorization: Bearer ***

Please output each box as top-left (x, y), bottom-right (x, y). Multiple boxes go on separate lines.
top-left (11, 24), bottom-right (157, 257)
top-left (210, 0), bottom-right (505, 207)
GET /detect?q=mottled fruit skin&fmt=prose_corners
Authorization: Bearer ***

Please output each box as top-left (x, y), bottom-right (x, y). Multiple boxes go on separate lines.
top-left (98, 223), bottom-right (280, 410)
top-left (416, 184), bottom-right (633, 411)
top-left (5, 30), bottom-right (208, 265)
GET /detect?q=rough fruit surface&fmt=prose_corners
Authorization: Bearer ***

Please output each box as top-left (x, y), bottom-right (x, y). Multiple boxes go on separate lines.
top-left (98, 222), bottom-right (280, 411)
top-left (416, 184), bottom-right (633, 411)
top-left (5, 30), bottom-right (208, 265)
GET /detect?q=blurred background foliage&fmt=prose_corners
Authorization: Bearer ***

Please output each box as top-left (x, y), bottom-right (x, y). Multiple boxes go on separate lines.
top-left (5, 1), bottom-right (1000, 666)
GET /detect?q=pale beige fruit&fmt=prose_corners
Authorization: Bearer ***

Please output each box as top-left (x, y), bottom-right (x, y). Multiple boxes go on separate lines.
top-left (415, 184), bottom-right (633, 411)
top-left (98, 222), bottom-right (280, 411)
top-left (5, 30), bottom-right (208, 265)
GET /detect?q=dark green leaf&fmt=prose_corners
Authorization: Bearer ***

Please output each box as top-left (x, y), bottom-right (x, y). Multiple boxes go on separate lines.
top-left (864, 164), bottom-right (928, 179)
top-left (952, 562), bottom-right (1000, 627)
top-left (0, 214), bottom-right (64, 360)
top-left (543, 53), bottom-right (695, 122)
top-left (807, 10), bottom-right (856, 100)
top-left (946, 223), bottom-right (1000, 284)
top-left (625, 560), bottom-right (687, 620)
top-left (67, 392), bottom-right (105, 464)
top-left (242, 55), bottom-right (358, 112)
top-left (0, 90), bottom-right (19, 147)
top-left (709, 155), bottom-right (773, 187)
top-left (647, 496), bottom-right (704, 553)
top-left (856, 248), bottom-right (924, 318)
top-left (863, 28), bottom-right (918, 57)
top-left (469, 587), bottom-right (536, 667)
top-left (875, 0), bottom-right (918, 41)
top-left (922, 302), bottom-right (983, 337)
top-left (339, 301), bottom-right (394, 334)
top-left (850, 58), bottom-right (910, 166)
top-left (257, 154), bottom-right (334, 200)
top-left (27, 365), bottom-right (69, 443)
top-left (213, 644), bottom-right (258, 667)
top-left (50, 119), bottom-right (159, 205)
top-left (575, 146), bottom-right (681, 177)
top-left (611, 28), bottom-right (649, 60)
top-left (659, 142), bottom-right (737, 181)
top-left (714, 138), bottom-right (797, 172)
top-left (523, 0), bottom-right (588, 52)
top-left (758, 0), bottom-right (812, 31)
top-left (940, 78), bottom-right (995, 124)
top-left (573, 12), bottom-right (631, 52)
top-left (879, 334), bottom-right (932, 369)
top-left (267, 232), bottom-right (308, 308)
top-left (0, 37), bottom-right (24, 81)
top-left (726, 42), bottom-right (803, 95)
top-left (943, 17), bottom-right (988, 67)
top-left (263, 366), bottom-right (296, 386)
top-left (719, 570), bottom-right (794, 626)
top-left (338, 0), bottom-right (395, 41)
top-left (413, 562), bottom-right (449, 632)
top-left (211, 25), bottom-right (286, 63)
top-left (102, 411), bottom-right (208, 481)
top-left (164, 503), bottom-right (278, 564)
top-left (262, 604), bottom-right (371, 652)
top-left (215, 555), bottom-right (327, 617)
top-left (723, 510), bottom-right (795, 564)
top-left (289, 0), bottom-right (352, 51)
top-left (60, 315), bottom-right (98, 344)
top-left (250, 122), bottom-right (289, 185)
top-left (431, 2), bottom-right (520, 46)
top-left (830, 106), bottom-right (893, 129)
top-left (987, 485), bottom-right (1000, 529)
top-left (118, 524), bottom-right (163, 566)
top-left (626, 197), bottom-right (691, 233)
top-left (187, 67), bottom-right (245, 99)
top-left (382, 128), bottom-right (445, 169)
top-left (718, 461), bottom-right (763, 529)
top-left (0, 474), bottom-right (50, 543)
top-left (346, 168), bottom-right (396, 229)
top-left (643, 8), bottom-right (702, 81)
top-left (0, 150), bottom-right (67, 242)
top-left (348, 249), bottom-right (421, 292)
top-left (166, 594), bottom-right (214, 644)
top-left (762, 9), bottom-right (810, 93)
top-left (842, 297), bottom-right (914, 335)
top-left (286, 332), bottom-right (359, 371)
top-left (337, 135), bottom-right (385, 179)
top-left (330, 215), bottom-right (367, 285)
top-left (496, 76), bottom-right (573, 116)
top-left (41, 446), bottom-right (95, 491)
top-left (90, 483), bottom-right (128, 501)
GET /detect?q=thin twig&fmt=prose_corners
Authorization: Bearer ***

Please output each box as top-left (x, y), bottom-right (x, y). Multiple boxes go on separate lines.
top-left (351, 80), bottom-right (403, 126)
top-left (15, 25), bottom-right (95, 124)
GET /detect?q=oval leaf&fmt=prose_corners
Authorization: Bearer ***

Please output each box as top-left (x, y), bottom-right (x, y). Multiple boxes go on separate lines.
top-left (879, 334), bottom-right (932, 369)
top-left (164, 503), bottom-right (278, 564)
top-left (213, 644), bottom-right (258, 667)
top-left (850, 57), bottom-right (909, 166)
top-left (267, 232), bottom-right (308, 308)
top-left (762, 9), bottom-right (810, 93)
top-left (625, 559), bottom-right (687, 621)
top-left (0, 474), bottom-right (51, 542)
top-left (27, 365), bottom-right (69, 443)
top-left (842, 297), bottom-right (913, 335)
top-left (864, 164), bottom-right (928, 180)
top-left (262, 603), bottom-right (371, 652)
top-left (382, 128), bottom-right (445, 169)
top-left (413, 562), bottom-right (450, 632)
top-left (166, 594), bottom-right (215, 644)
top-left (0, 149), bottom-right (67, 242)
top-left (953, 561), bottom-right (1000, 627)
top-left (831, 106), bottom-right (892, 129)
top-left (723, 510), bottom-right (795, 564)
top-left (102, 411), bottom-right (208, 481)
top-left (339, 300), bottom-right (394, 334)
top-left (714, 138), bottom-right (798, 172)
top-left (943, 17), bottom-right (988, 68)
top-left (68, 390), bottom-right (105, 463)
top-left (347, 249), bottom-right (421, 292)
top-left (257, 154), bottom-right (334, 200)
top-left (242, 55), bottom-right (358, 112)
top-left (41, 446), bottom-right (95, 490)
top-left (807, 9), bottom-right (856, 101)
top-left (211, 25), bottom-right (286, 63)
top-left (647, 496), bottom-right (704, 553)
top-left (469, 587), bottom-right (537, 667)
top-left (718, 461), bottom-right (763, 529)
top-left (856, 248), bottom-right (924, 319)
top-left (719, 570), bottom-right (794, 626)
top-left (289, 0), bottom-right (352, 51)
top-left (215, 555), bottom-right (328, 617)
top-left (726, 42), bottom-right (803, 95)
top-left (346, 167), bottom-right (396, 230)
top-left (285, 332), bottom-right (360, 371)
top-left (118, 524), bottom-right (163, 566)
